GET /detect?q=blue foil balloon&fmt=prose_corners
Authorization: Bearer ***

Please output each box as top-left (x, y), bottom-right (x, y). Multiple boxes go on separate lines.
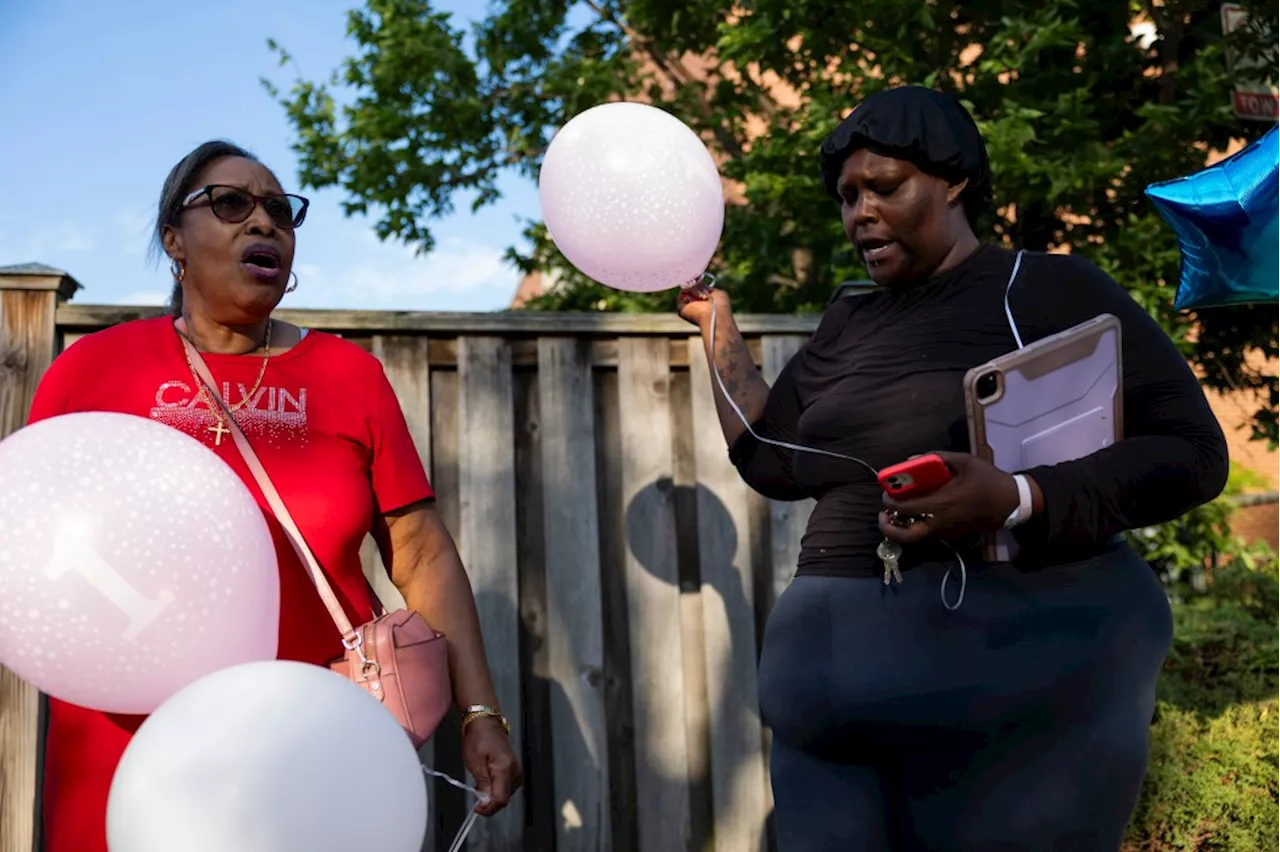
top-left (1145, 124), bottom-right (1279, 311)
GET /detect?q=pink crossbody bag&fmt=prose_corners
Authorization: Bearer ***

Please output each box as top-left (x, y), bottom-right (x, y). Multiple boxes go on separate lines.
top-left (178, 328), bottom-right (451, 748)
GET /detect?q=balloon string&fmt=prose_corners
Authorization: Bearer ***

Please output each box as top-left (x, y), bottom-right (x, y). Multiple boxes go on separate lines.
top-left (422, 764), bottom-right (489, 852)
top-left (700, 274), bottom-right (878, 477)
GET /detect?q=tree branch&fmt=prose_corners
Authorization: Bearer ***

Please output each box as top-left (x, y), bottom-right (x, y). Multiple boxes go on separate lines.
top-left (1156, 13), bottom-right (1183, 106)
top-left (739, 66), bottom-right (780, 121)
top-left (582, 0), bottom-right (746, 159)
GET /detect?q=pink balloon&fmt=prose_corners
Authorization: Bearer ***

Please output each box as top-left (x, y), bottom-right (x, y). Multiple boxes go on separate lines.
top-left (539, 101), bottom-right (725, 292)
top-left (0, 412), bottom-right (280, 715)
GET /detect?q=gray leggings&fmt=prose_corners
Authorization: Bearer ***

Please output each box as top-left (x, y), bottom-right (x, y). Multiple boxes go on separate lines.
top-left (758, 544), bottom-right (1172, 851)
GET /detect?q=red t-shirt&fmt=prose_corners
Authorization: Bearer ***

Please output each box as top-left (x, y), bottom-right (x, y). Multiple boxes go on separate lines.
top-left (25, 316), bottom-right (434, 852)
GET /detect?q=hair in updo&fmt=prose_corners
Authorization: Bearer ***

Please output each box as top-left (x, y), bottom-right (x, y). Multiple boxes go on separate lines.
top-left (819, 86), bottom-right (993, 224)
top-left (150, 140), bottom-right (265, 315)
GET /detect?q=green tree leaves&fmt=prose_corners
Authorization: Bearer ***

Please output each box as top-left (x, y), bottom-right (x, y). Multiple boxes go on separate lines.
top-left (266, 0), bottom-right (1278, 441)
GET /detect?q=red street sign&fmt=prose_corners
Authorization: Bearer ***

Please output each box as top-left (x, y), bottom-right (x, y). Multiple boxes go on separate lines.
top-left (1232, 90), bottom-right (1279, 122)
top-left (1221, 3), bottom-right (1279, 122)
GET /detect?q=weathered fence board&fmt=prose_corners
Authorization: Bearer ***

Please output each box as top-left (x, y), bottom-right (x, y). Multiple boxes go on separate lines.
top-left (0, 288), bottom-right (59, 433)
top-left (426, 368), bottom-right (473, 851)
top-left (368, 334), bottom-right (438, 852)
top-left (512, 366), bottom-right (557, 851)
top-left (1, 274), bottom-right (73, 852)
top-left (537, 338), bottom-right (611, 852)
top-left (668, 366), bottom-right (714, 850)
top-left (55, 303), bottom-right (820, 336)
top-left (592, 368), bottom-right (640, 852)
top-left (616, 337), bottom-right (693, 852)
top-left (457, 337), bottom-right (524, 852)
top-left (688, 337), bottom-right (768, 852)
top-left (0, 298), bottom-right (843, 852)
top-left (373, 335), bottom-right (434, 475)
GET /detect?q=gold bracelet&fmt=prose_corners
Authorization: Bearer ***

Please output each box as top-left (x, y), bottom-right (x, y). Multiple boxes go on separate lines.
top-left (461, 704), bottom-right (510, 735)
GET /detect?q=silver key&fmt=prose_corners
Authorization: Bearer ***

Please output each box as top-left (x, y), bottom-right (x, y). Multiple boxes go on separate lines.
top-left (876, 539), bottom-right (903, 585)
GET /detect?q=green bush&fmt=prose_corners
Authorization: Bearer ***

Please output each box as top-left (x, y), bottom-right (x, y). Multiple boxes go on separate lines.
top-left (1126, 465), bottom-right (1269, 599)
top-left (1125, 545), bottom-right (1279, 851)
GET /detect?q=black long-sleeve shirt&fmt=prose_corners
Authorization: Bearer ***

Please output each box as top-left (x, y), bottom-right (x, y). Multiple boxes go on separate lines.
top-left (730, 243), bottom-right (1229, 577)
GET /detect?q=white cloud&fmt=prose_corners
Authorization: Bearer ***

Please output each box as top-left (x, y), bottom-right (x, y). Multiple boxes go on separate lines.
top-left (1, 215), bottom-right (522, 313)
top-left (288, 230), bottom-right (517, 311)
top-left (0, 221), bottom-right (96, 265)
top-left (110, 289), bottom-right (168, 306)
top-left (34, 222), bottom-right (95, 254)
top-left (114, 205), bottom-right (156, 256)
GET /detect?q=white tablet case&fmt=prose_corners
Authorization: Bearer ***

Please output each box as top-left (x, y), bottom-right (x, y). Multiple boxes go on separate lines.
top-left (965, 314), bottom-right (1123, 562)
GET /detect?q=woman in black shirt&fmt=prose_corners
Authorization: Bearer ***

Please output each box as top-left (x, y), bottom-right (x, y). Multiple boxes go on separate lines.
top-left (679, 86), bottom-right (1228, 851)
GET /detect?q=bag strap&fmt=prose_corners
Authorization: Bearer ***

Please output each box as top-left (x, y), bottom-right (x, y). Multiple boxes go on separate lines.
top-left (176, 321), bottom-right (359, 643)
top-left (181, 323), bottom-right (482, 850)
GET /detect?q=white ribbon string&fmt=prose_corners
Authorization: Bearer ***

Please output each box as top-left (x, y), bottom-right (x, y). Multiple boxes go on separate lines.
top-left (1004, 250), bottom-right (1026, 350)
top-left (704, 278), bottom-right (879, 478)
top-left (692, 253), bottom-right (1026, 612)
top-left (422, 765), bottom-right (490, 852)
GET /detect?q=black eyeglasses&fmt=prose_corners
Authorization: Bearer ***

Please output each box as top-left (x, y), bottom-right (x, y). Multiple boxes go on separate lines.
top-left (179, 184), bottom-right (310, 230)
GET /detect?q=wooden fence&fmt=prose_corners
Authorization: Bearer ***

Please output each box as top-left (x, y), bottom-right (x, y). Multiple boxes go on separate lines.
top-left (0, 269), bottom-right (822, 852)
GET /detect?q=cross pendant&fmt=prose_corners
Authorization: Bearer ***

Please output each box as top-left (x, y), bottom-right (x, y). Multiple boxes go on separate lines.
top-left (208, 420), bottom-right (230, 446)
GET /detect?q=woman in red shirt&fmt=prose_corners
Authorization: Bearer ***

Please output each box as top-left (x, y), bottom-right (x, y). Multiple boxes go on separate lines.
top-left (28, 140), bottom-right (523, 851)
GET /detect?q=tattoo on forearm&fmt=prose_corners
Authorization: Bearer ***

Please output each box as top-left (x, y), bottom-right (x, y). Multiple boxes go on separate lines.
top-left (714, 340), bottom-right (762, 405)
top-left (705, 322), bottom-right (769, 431)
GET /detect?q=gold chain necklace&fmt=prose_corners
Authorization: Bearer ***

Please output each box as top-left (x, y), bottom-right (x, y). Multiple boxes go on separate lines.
top-left (179, 319), bottom-right (273, 446)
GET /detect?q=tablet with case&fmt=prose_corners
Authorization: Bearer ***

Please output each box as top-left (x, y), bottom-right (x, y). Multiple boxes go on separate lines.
top-left (964, 313), bottom-right (1123, 562)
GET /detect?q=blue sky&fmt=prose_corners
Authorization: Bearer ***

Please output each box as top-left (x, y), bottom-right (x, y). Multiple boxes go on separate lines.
top-left (0, 0), bottom-right (543, 311)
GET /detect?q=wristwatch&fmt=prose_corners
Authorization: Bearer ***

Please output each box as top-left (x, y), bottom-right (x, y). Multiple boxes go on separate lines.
top-left (461, 704), bottom-right (510, 735)
top-left (1003, 474), bottom-right (1034, 529)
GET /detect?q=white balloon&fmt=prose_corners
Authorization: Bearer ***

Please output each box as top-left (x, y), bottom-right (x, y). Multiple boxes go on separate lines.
top-left (538, 101), bottom-right (725, 292)
top-left (106, 661), bottom-right (427, 852)
top-left (0, 412), bottom-right (279, 714)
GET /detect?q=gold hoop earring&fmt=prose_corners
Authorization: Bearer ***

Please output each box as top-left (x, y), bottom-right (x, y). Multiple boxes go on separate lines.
top-left (285, 271), bottom-right (298, 293)
top-left (169, 258), bottom-right (185, 284)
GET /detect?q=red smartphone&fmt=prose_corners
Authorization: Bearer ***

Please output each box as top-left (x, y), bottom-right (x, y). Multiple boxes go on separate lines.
top-left (877, 453), bottom-right (952, 499)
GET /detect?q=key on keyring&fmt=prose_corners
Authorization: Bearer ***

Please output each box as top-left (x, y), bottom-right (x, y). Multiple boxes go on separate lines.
top-left (876, 539), bottom-right (903, 585)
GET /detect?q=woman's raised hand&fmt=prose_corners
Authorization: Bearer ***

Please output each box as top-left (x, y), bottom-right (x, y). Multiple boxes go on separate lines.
top-left (676, 281), bottom-right (733, 331)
